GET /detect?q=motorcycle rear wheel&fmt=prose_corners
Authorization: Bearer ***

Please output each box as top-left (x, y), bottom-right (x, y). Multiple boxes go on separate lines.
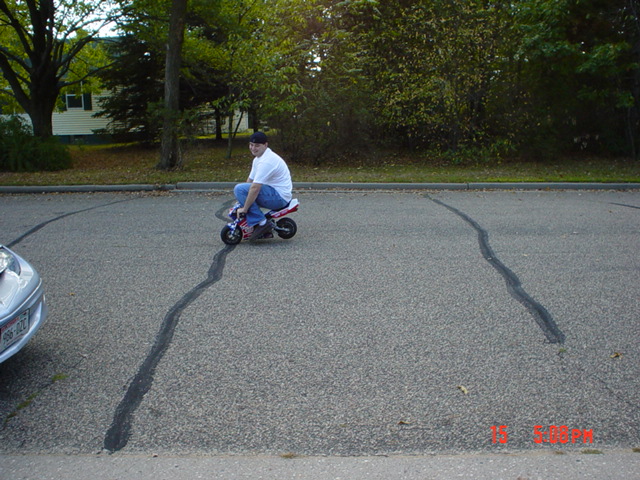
top-left (275, 218), bottom-right (297, 239)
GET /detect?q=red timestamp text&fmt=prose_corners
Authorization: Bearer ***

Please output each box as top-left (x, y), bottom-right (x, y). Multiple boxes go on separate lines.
top-left (491, 425), bottom-right (594, 444)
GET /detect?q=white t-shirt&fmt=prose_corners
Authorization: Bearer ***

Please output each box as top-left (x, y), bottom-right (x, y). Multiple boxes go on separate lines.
top-left (249, 147), bottom-right (293, 202)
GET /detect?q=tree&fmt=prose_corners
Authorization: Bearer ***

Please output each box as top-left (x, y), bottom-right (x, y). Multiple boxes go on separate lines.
top-left (96, 0), bottom-right (226, 143)
top-left (188, 0), bottom-right (272, 157)
top-left (0, 0), bottom-right (119, 138)
top-left (158, 0), bottom-right (188, 169)
top-left (94, 34), bottom-right (166, 142)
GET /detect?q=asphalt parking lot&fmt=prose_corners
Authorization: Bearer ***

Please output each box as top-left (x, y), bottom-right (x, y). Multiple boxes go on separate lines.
top-left (0, 188), bottom-right (639, 478)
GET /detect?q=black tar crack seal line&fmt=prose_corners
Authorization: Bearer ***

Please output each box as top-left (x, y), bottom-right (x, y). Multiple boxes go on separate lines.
top-left (104, 201), bottom-right (236, 453)
top-left (610, 202), bottom-right (640, 210)
top-left (427, 195), bottom-right (565, 344)
top-left (6, 199), bottom-right (133, 248)
top-left (104, 244), bottom-right (235, 453)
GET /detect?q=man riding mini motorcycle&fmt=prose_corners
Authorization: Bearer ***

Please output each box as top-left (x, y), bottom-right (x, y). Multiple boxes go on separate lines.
top-left (233, 131), bottom-right (293, 241)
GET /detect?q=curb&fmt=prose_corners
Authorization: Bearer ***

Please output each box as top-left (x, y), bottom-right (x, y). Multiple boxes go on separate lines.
top-left (1, 182), bottom-right (639, 194)
top-left (0, 184), bottom-right (175, 194)
top-left (2, 451), bottom-right (640, 480)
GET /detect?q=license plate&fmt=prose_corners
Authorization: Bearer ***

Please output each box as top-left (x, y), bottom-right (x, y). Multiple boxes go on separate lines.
top-left (1, 310), bottom-right (30, 353)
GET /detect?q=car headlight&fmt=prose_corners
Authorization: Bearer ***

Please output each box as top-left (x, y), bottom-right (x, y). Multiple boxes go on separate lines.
top-left (0, 248), bottom-right (21, 275)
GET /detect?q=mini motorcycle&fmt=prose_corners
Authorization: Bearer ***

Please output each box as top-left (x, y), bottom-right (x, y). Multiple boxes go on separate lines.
top-left (220, 198), bottom-right (299, 245)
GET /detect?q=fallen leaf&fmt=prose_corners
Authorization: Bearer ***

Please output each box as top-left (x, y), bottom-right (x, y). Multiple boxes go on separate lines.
top-left (457, 385), bottom-right (469, 395)
top-left (610, 352), bottom-right (622, 359)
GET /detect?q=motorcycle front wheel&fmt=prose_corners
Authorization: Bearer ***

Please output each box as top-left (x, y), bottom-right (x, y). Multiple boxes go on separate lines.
top-left (220, 225), bottom-right (242, 245)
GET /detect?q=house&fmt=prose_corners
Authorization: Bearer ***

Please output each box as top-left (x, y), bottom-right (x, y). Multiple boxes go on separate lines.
top-left (5, 92), bottom-right (112, 144)
top-left (54, 92), bottom-right (112, 143)
top-left (5, 91), bottom-right (249, 144)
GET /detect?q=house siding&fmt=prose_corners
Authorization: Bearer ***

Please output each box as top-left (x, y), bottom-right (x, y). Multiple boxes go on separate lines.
top-left (52, 95), bottom-right (111, 135)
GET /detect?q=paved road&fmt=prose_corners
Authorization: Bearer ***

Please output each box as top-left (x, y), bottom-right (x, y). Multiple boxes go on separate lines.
top-left (1, 189), bottom-right (639, 477)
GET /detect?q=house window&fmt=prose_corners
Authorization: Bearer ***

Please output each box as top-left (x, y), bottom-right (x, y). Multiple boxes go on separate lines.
top-left (66, 94), bottom-right (84, 109)
top-left (65, 93), bottom-right (92, 110)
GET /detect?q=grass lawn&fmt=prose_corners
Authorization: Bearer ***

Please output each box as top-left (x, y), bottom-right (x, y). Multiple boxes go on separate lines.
top-left (1, 139), bottom-right (639, 186)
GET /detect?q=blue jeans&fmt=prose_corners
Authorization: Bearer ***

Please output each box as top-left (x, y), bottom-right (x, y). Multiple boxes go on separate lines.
top-left (233, 183), bottom-right (288, 226)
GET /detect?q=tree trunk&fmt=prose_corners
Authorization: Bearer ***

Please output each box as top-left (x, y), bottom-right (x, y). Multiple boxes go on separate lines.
top-left (157, 0), bottom-right (188, 170)
top-left (215, 108), bottom-right (223, 140)
top-left (28, 100), bottom-right (55, 138)
top-left (248, 106), bottom-right (259, 132)
top-left (226, 114), bottom-right (233, 159)
top-left (625, 27), bottom-right (640, 160)
top-left (27, 81), bottom-right (59, 138)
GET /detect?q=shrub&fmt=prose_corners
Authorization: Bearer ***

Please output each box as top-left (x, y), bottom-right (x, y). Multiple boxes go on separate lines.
top-left (0, 116), bottom-right (72, 172)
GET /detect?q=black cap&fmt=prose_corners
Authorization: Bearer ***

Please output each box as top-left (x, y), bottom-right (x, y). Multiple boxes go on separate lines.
top-left (249, 132), bottom-right (268, 144)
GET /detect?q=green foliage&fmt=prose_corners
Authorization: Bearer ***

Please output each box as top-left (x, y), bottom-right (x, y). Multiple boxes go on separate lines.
top-left (361, 1), bottom-right (508, 150)
top-left (256, 0), bottom-right (379, 161)
top-left (71, 0), bottom-right (640, 164)
top-left (274, 74), bottom-right (375, 164)
top-left (512, 0), bottom-right (639, 157)
top-left (0, 117), bottom-right (72, 172)
top-left (100, 0), bottom-right (259, 143)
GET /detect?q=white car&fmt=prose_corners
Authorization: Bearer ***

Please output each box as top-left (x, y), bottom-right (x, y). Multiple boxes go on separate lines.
top-left (0, 245), bottom-right (47, 363)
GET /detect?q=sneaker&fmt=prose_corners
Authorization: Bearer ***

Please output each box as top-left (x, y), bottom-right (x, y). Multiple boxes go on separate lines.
top-left (249, 221), bottom-right (272, 241)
